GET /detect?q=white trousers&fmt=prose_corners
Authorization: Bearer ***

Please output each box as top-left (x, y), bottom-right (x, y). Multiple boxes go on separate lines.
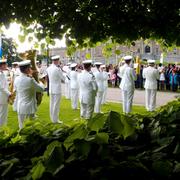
top-left (0, 104), bottom-right (8, 126)
top-left (145, 89), bottom-right (157, 111)
top-left (80, 102), bottom-right (94, 120)
top-left (122, 89), bottom-right (134, 114)
top-left (94, 91), bottom-right (103, 113)
top-left (50, 94), bottom-right (61, 123)
top-left (71, 88), bottom-right (79, 109)
top-left (101, 88), bottom-right (107, 104)
top-left (65, 83), bottom-right (71, 99)
top-left (18, 114), bottom-right (35, 129)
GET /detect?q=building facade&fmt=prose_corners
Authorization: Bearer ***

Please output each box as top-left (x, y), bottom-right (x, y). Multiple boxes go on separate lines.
top-left (49, 40), bottom-right (180, 65)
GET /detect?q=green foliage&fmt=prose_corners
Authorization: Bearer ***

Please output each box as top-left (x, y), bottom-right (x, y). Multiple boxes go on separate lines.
top-left (1, 1), bottom-right (179, 48)
top-left (31, 161), bottom-right (45, 180)
top-left (1, 96), bottom-right (180, 179)
top-left (18, 34), bottom-right (26, 43)
top-left (85, 53), bottom-right (91, 59)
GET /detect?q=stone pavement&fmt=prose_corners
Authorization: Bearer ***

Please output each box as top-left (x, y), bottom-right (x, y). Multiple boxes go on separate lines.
top-left (106, 87), bottom-right (179, 107)
top-left (62, 83), bottom-right (179, 107)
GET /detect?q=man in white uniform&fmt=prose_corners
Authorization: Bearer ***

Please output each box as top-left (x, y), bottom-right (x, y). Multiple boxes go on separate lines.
top-left (70, 63), bottom-right (79, 110)
top-left (11, 62), bottom-right (21, 112)
top-left (46, 55), bottom-right (65, 123)
top-left (14, 60), bottom-right (45, 129)
top-left (93, 62), bottom-right (104, 113)
top-left (101, 64), bottom-right (109, 104)
top-left (78, 60), bottom-right (97, 119)
top-left (119, 55), bottom-right (137, 114)
top-left (143, 59), bottom-right (159, 111)
top-left (0, 59), bottom-right (11, 126)
top-left (63, 63), bottom-right (71, 99)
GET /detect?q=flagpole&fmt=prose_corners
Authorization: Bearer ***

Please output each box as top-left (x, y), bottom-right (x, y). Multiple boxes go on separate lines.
top-left (0, 34), bottom-right (2, 58)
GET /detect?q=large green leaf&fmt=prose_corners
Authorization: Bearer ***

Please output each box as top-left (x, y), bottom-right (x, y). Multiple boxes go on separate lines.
top-left (18, 35), bottom-right (26, 43)
top-left (94, 132), bottom-right (109, 144)
top-left (0, 158), bottom-right (19, 177)
top-left (152, 160), bottom-right (173, 177)
top-left (107, 111), bottom-right (124, 136)
top-left (31, 161), bottom-right (45, 180)
top-left (43, 141), bottom-right (64, 175)
top-left (121, 115), bottom-right (136, 139)
top-left (74, 139), bottom-right (91, 157)
top-left (64, 125), bottom-right (88, 150)
top-left (87, 113), bottom-right (107, 132)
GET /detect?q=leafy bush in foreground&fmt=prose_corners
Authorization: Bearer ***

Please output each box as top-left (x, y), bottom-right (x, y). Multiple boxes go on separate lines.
top-left (0, 99), bottom-right (180, 180)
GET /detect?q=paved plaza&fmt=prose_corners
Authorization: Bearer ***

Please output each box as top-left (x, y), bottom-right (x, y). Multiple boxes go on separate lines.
top-left (62, 84), bottom-right (179, 107)
top-left (106, 87), bottom-right (179, 107)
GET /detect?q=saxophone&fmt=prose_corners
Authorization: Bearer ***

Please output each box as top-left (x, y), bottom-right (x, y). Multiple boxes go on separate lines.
top-left (8, 71), bottom-right (16, 105)
top-left (19, 50), bottom-right (43, 106)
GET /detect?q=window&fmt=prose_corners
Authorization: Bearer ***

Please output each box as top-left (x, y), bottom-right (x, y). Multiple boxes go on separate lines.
top-left (156, 48), bottom-right (158, 55)
top-left (145, 45), bottom-right (151, 53)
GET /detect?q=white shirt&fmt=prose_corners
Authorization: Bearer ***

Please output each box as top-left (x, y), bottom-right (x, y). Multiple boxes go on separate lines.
top-left (70, 70), bottom-right (79, 89)
top-left (0, 71), bottom-right (11, 104)
top-left (14, 73), bottom-right (44, 114)
top-left (46, 64), bottom-right (65, 94)
top-left (102, 71), bottom-right (109, 88)
top-left (119, 64), bottom-right (137, 91)
top-left (78, 70), bottom-right (97, 104)
top-left (93, 69), bottom-right (105, 92)
top-left (143, 66), bottom-right (160, 89)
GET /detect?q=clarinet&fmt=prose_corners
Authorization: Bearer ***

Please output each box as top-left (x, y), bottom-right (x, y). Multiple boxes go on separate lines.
top-left (57, 65), bottom-right (71, 80)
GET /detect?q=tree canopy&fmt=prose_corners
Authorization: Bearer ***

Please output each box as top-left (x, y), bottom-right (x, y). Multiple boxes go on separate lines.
top-left (0, 0), bottom-right (179, 47)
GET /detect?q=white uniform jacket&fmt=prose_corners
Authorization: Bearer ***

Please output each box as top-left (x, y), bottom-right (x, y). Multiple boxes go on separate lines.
top-left (93, 70), bottom-right (105, 92)
top-left (14, 73), bottom-right (44, 114)
top-left (102, 71), bottom-right (109, 88)
top-left (143, 66), bottom-right (160, 89)
top-left (0, 71), bottom-right (11, 104)
top-left (78, 70), bottom-right (97, 105)
top-left (119, 64), bottom-right (137, 91)
top-left (46, 64), bottom-right (65, 94)
top-left (70, 70), bottom-right (79, 89)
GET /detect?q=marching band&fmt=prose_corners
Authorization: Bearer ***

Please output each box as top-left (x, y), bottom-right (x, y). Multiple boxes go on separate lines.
top-left (0, 54), bottom-right (179, 129)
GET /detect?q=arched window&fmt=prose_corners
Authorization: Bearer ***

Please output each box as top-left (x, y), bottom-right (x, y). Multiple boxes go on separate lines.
top-left (145, 45), bottom-right (151, 53)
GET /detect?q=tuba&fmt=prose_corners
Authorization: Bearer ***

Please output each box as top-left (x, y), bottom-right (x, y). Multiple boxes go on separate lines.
top-left (19, 50), bottom-right (43, 106)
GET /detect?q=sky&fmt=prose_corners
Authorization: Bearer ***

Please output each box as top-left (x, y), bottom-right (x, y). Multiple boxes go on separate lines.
top-left (1, 22), bottom-right (66, 52)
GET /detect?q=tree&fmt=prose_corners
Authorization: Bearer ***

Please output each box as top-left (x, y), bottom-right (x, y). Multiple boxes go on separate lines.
top-left (1, 35), bottom-right (20, 65)
top-left (0, 0), bottom-right (179, 47)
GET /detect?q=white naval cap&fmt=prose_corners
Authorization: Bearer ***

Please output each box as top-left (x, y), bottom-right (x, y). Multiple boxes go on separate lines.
top-left (18, 60), bottom-right (31, 66)
top-left (70, 63), bottom-right (77, 68)
top-left (12, 61), bottom-right (19, 65)
top-left (51, 55), bottom-right (60, 60)
top-left (94, 62), bottom-right (103, 65)
top-left (123, 55), bottom-right (133, 61)
top-left (0, 59), bottom-right (7, 64)
top-left (100, 64), bottom-right (106, 68)
top-left (82, 60), bottom-right (93, 64)
top-left (147, 59), bottom-right (155, 64)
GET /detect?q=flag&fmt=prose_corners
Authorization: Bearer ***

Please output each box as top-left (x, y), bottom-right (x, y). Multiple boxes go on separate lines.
top-left (135, 56), bottom-right (141, 75)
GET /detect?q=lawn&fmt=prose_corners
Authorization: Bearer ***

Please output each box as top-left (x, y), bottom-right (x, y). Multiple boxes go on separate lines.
top-left (7, 94), bottom-right (147, 131)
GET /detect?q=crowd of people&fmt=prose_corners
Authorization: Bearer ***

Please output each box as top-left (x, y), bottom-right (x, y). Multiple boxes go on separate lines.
top-left (107, 62), bottom-right (180, 92)
top-left (0, 55), bottom-right (179, 129)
